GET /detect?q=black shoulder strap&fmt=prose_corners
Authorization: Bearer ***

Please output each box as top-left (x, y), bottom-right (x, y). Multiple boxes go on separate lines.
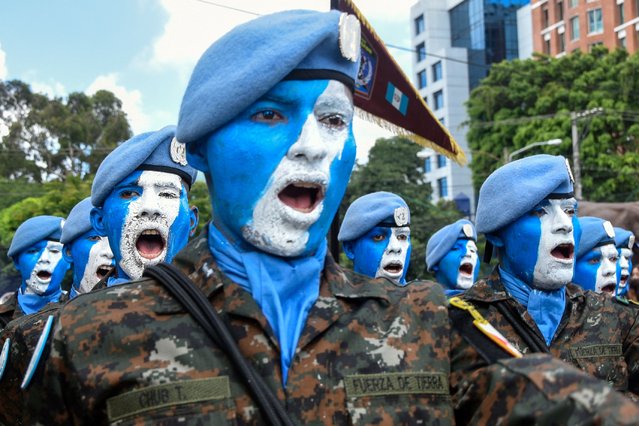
top-left (448, 307), bottom-right (513, 364)
top-left (494, 301), bottom-right (549, 353)
top-left (143, 263), bottom-right (295, 426)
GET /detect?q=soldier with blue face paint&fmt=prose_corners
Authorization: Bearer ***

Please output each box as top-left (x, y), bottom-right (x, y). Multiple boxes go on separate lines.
top-left (614, 227), bottom-right (636, 298)
top-left (573, 217), bottom-right (619, 295)
top-left (25, 11), bottom-right (639, 425)
top-left (90, 125), bottom-right (199, 284)
top-left (0, 216), bottom-right (69, 326)
top-left (449, 154), bottom-right (639, 400)
top-left (426, 219), bottom-right (480, 297)
top-left (61, 198), bottom-right (115, 298)
top-left (338, 192), bottom-right (411, 286)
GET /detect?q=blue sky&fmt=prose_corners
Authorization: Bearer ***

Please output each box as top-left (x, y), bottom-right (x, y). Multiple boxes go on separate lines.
top-left (0, 0), bottom-right (417, 162)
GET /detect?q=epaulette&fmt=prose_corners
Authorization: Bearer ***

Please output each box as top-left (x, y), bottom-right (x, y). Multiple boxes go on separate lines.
top-left (449, 296), bottom-right (522, 358)
top-left (21, 314), bottom-right (54, 390)
top-left (0, 338), bottom-right (10, 381)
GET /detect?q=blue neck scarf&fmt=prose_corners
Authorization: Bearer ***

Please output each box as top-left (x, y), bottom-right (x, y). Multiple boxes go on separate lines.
top-left (445, 288), bottom-right (465, 298)
top-left (17, 287), bottom-right (61, 315)
top-left (208, 223), bottom-right (325, 387)
top-left (499, 267), bottom-right (566, 346)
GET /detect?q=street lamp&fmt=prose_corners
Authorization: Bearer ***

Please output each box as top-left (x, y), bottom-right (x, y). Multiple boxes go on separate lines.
top-left (506, 138), bottom-right (562, 163)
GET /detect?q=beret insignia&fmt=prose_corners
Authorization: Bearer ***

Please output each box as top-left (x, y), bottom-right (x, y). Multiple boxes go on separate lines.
top-left (394, 207), bottom-right (409, 227)
top-left (463, 223), bottom-right (473, 238)
top-left (565, 158), bottom-right (575, 184)
top-left (338, 13), bottom-right (361, 62)
top-left (630, 235), bottom-right (635, 250)
top-left (603, 221), bottom-right (615, 239)
top-left (170, 137), bottom-right (188, 166)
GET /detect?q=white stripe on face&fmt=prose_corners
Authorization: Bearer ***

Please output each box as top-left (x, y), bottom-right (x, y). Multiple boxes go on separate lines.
top-left (375, 227), bottom-right (410, 284)
top-left (596, 243), bottom-right (619, 294)
top-left (26, 241), bottom-right (64, 295)
top-left (456, 240), bottom-right (478, 289)
top-left (78, 237), bottom-right (113, 294)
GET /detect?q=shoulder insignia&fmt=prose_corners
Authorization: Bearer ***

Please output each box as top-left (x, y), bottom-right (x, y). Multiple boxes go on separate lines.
top-left (449, 296), bottom-right (522, 358)
top-left (21, 314), bottom-right (54, 390)
top-left (0, 338), bottom-right (10, 382)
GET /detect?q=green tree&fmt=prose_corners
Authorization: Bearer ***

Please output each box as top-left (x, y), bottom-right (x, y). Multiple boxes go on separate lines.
top-left (467, 47), bottom-right (639, 201)
top-left (341, 137), bottom-right (464, 281)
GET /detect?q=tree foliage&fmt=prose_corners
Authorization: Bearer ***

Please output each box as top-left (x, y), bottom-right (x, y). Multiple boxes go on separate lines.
top-left (341, 137), bottom-right (464, 281)
top-left (0, 79), bottom-right (132, 182)
top-left (467, 47), bottom-right (639, 201)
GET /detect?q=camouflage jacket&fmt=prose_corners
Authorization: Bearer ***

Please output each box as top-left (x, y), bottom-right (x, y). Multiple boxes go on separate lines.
top-left (24, 232), bottom-right (639, 425)
top-left (450, 269), bottom-right (639, 401)
top-left (0, 291), bottom-right (25, 331)
top-left (0, 302), bottom-right (61, 425)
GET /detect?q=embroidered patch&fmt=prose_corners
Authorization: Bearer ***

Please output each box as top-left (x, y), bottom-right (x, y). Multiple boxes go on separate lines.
top-left (344, 372), bottom-right (448, 397)
top-left (0, 338), bottom-right (10, 382)
top-left (565, 158), bottom-right (575, 184)
top-left (394, 207), bottom-right (409, 227)
top-left (385, 83), bottom-right (409, 116)
top-left (570, 344), bottom-right (622, 359)
top-left (338, 13), bottom-right (361, 62)
top-left (170, 137), bottom-right (188, 166)
top-left (603, 221), bottom-right (615, 239)
top-left (21, 314), bottom-right (54, 389)
top-left (462, 224), bottom-right (473, 238)
top-left (106, 377), bottom-right (231, 422)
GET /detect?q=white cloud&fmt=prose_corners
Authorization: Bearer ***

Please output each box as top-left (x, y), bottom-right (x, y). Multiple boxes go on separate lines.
top-left (30, 80), bottom-right (67, 98)
top-left (0, 43), bottom-right (6, 80)
top-left (86, 74), bottom-right (150, 133)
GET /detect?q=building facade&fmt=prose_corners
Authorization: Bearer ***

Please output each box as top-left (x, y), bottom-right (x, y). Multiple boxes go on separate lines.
top-left (410, 0), bottom-right (528, 217)
top-left (531, 0), bottom-right (639, 56)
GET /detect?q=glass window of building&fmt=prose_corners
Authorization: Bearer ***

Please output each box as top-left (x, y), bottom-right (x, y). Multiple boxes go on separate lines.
top-left (619, 35), bottom-right (627, 48)
top-left (542, 5), bottom-right (549, 27)
top-left (569, 0), bottom-right (578, 8)
top-left (417, 70), bottom-right (427, 89)
top-left (544, 38), bottom-right (551, 54)
top-left (432, 61), bottom-right (442, 82)
top-left (557, 1), bottom-right (564, 21)
top-left (416, 42), bottom-right (426, 62)
top-left (437, 154), bottom-right (447, 168)
top-left (559, 32), bottom-right (566, 52)
top-left (424, 157), bottom-right (431, 173)
top-left (434, 90), bottom-right (444, 110)
top-left (587, 8), bottom-right (603, 34)
top-left (570, 16), bottom-right (580, 40)
top-left (618, 2), bottom-right (625, 25)
top-left (437, 177), bottom-right (448, 198)
top-left (415, 14), bottom-right (425, 35)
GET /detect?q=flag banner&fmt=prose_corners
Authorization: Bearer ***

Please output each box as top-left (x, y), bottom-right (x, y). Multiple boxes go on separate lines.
top-left (331, 0), bottom-right (466, 164)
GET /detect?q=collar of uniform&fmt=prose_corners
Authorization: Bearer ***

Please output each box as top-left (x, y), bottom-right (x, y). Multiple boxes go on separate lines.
top-left (0, 292), bottom-right (17, 314)
top-left (564, 282), bottom-right (586, 301)
top-left (463, 267), bottom-right (510, 303)
top-left (324, 254), bottom-right (392, 303)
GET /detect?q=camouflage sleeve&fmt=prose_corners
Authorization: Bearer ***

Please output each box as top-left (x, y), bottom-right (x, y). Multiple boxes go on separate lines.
top-left (454, 353), bottom-right (639, 425)
top-left (620, 303), bottom-right (639, 395)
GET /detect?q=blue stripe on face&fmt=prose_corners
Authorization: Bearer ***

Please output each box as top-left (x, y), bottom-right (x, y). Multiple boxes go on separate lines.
top-left (17, 240), bottom-right (69, 294)
top-left (351, 227), bottom-right (392, 278)
top-left (574, 248), bottom-right (602, 291)
top-left (435, 239), bottom-right (472, 290)
top-left (498, 212), bottom-right (542, 285)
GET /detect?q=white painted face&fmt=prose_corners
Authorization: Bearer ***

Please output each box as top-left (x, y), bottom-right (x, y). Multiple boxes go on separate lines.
top-left (246, 80), bottom-right (354, 256)
top-left (532, 198), bottom-right (577, 290)
top-left (374, 226), bottom-right (411, 283)
top-left (457, 240), bottom-right (478, 289)
top-left (596, 243), bottom-right (619, 294)
top-left (78, 237), bottom-right (113, 295)
top-left (25, 241), bottom-right (64, 295)
top-left (619, 247), bottom-right (632, 289)
top-left (119, 171), bottom-right (182, 279)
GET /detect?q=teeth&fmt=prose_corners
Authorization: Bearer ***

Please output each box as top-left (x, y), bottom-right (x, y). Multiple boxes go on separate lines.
top-left (141, 229), bottom-right (160, 236)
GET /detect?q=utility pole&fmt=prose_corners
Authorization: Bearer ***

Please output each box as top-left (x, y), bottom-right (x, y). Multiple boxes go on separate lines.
top-left (570, 107), bottom-right (603, 200)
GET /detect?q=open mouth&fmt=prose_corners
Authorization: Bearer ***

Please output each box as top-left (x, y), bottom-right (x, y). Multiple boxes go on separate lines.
top-left (383, 262), bottom-right (403, 275)
top-left (136, 229), bottom-right (166, 260)
top-left (601, 283), bottom-right (616, 294)
top-left (551, 243), bottom-right (574, 260)
top-left (36, 271), bottom-right (52, 282)
top-left (620, 275), bottom-right (629, 287)
top-left (96, 265), bottom-right (114, 280)
top-left (459, 263), bottom-right (473, 276)
top-left (278, 182), bottom-right (325, 213)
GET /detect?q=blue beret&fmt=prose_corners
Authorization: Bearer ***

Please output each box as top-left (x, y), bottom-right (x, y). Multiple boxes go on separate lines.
top-left (8, 216), bottom-right (65, 260)
top-left (177, 9), bottom-right (361, 146)
top-left (60, 198), bottom-right (94, 245)
top-left (338, 192), bottom-right (410, 242)
top-left (613, 227), bottom-right (636, 250)
top-left (426, 219), bottom-right (477, 271)
top-left (576, 216), bottom-right (616, 259)
top-left (476, 155), bottom-right (574, 234)
top-left (91, 125), bottom-right (197, 207)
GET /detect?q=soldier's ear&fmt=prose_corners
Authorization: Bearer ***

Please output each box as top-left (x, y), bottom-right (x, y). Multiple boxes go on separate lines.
top-left (186, 141), bottom-right (210, 174)
top-left (342, 241), bottom-right (356, 260)
top-left (189, 206), bottom-right (199, 237)
top-left (90, 207), bottom-right (108, 237)
top-left (62, 244), bottom-right (73, 264)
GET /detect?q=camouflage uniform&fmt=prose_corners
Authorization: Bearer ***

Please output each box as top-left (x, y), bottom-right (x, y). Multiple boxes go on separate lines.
top-left (24, 232), bottom-right (639, 425)
top-left (0, 303), bottom-right (60, 425)
top-left (0, 292), bottom-right (27, 330)
top-left (450, 268), bottom-right (639, 403)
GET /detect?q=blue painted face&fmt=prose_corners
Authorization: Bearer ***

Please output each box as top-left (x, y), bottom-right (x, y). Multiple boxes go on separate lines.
top-left (345, 226), bottom-right (411, 285)
top-left (574, 244), bottom-right (619, 294)
top-left (617, 247), bottom-right (633, 296)
top-left (434, 239), bottom-right (479, 290)
top-left (91, 170), bottom-right (197, 280)
top-left (15, 240), bottom-right (69, 296)
top-left (197, 79), bottom-right (356, 257)
top-left (65, 230), bottom-right (114, 296)
top-left (495, 198), bottom-right (580, 290)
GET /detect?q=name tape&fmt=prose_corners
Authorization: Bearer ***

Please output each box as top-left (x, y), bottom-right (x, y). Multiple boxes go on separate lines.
top-left (344, 372), bottom-right (448, 397)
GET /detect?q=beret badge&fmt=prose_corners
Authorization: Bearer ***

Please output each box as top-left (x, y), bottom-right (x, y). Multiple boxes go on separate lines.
top-left (170, 137), bottom-right (188, 166)
top-left (603, 221), bottom-right (615, 239)
top-left (394, 207), bottom-right (409, 227)
top-left (338, 13), bottom-right (361, 62)
top-left (565, 158), bottom-right (575, 184)
top-left (463, 223), bottom-right (473, 238)
top-left (629, 235), bottom-right (635, 250)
